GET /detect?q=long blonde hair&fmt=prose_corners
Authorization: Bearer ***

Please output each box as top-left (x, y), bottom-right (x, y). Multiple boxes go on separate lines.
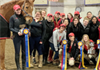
top-left (54, 15), bottom-right (59, 25)
top-left (82, 34), bottom-right (90, 48)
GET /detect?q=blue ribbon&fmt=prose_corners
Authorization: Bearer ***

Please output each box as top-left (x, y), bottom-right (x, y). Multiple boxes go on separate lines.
top-left (80, 45), bottom-right (82, 62)
top-left (23, 28), bottom-right (29, 67)
top-left (62, 44), bottom-right (66, 70)
top-left (25, 34), bottom-right (29, 67)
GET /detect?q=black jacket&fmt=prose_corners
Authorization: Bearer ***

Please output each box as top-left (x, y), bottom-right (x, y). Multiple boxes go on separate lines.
top-left (67, 39), bottom-right (79, 60)
top-left (43, 20), bottom-right (54, 43)
top-left (89, 22), bottom-right (99, 42)
top-left (30, 19), bottom-right (46, 42)
top-left (9, 13), bottom-right (26, 36)
top-left (80, 23), bottom-right (90, 39)
top-left (68, 22), bottom-right (81, 40)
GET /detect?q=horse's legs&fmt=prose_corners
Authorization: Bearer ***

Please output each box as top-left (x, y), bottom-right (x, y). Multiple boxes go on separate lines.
top-left (0, 39), bottom-right (6, 70)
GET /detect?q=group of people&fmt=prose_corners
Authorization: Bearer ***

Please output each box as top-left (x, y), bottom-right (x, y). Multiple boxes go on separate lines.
top-left (9, 5), bottom-right (100, 70)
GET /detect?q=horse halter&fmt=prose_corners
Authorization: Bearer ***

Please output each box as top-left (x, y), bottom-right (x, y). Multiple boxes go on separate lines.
top-left (22, 0), bottom-right (33, 18)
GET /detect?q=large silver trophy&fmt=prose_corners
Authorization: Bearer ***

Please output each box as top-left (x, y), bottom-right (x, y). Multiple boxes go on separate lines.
top-left (88, 40), bottom-right (95, 58)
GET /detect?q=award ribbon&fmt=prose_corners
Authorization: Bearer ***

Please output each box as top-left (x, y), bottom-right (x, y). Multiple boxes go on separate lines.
top-left (78, 41), bottom-right (87, 69)
top-left (23, 28), bottom-right (30, 67)
top-left (94, 39), bottom-right (100, 70)
top-left (61, 40), bottom-right (67, 70)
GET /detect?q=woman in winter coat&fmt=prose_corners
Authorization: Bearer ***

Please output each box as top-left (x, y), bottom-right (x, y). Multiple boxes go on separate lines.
top-left (68, 17), bottom-right (81, 41)
top-left (43, 13), bottom-right (54, 65)
top-left (89, 16), bottom-right (99, 43)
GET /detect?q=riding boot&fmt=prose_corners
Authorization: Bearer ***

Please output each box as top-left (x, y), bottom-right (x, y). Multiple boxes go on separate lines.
top-left (22, 54), bottom-right (27, 70)
top-left (43, 56), bottom-right (47, 65)
top-left (38, 55), bottom-right (43, 68)
top-left (58, 54), bottom-right (62, 68)
top-left (15, 53), bottom-right (21, 70)
top-left (48, 50), bottom-right (53, 63)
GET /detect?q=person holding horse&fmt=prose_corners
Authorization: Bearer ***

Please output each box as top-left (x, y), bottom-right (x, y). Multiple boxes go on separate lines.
top-left (9, 5), bottom-right (29, 70)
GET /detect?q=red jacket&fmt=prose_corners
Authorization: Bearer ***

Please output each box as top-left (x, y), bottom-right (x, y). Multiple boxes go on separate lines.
top-left (53, 18), bottom-right (62, 31)
top-left (53, 18), bottom-right (62, 28)
top-left (70, 18), bottom-right (73, 23)
top-left (97, 17), bottom-right (100, 23)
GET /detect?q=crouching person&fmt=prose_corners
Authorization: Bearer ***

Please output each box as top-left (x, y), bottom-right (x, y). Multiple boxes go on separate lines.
top-left (80, 34), bottom-right (97, 65)
top-left (67, 33), bottom-right (79, 66)
top-left (53, 24), bottom-right (66, 65)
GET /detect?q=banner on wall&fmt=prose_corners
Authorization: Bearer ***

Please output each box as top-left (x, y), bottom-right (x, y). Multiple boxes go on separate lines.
top-left (84, 0), bottom-right (100, 5)
top-left (49, 0), bottom-right (58, 2)
top-left (34, 0), bottom-right (48, 5)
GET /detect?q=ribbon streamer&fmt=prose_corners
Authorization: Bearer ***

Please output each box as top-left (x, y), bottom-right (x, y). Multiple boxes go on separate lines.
top-left (94, 39), bottom-right (100, 70)
top-left (61, 40), bottom-right (67, 70)
top-left (78, 41), bottom-right (87, 69)
top-left (23, 28), bottom-right (30, 67)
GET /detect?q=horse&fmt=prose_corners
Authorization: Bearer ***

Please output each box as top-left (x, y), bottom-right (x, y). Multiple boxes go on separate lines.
top-left (0, 0), bottom-right (35, 70)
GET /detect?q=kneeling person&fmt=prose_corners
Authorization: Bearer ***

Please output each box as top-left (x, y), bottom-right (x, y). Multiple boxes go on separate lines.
top-left (53, 24), bottom-right (66, 65)
top-left (67, 33), bottom-right (79, 66)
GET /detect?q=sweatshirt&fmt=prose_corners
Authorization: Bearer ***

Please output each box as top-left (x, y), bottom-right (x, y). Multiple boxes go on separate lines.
top-left (53, 29), bottom-right (66, 51)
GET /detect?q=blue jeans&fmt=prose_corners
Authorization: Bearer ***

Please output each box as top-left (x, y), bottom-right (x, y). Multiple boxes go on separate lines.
top-left (49, 42), bottom-right (60, 60)
top-left (29, 37), bottom-right (43, 55)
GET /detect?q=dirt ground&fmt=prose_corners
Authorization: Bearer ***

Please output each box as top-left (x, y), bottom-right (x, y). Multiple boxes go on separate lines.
top-left (5, 39), bottom-right (95, 70)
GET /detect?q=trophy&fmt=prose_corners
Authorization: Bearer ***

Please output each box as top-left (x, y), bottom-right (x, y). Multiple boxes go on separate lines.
top-left (88, 40), bottom-right (95, 55)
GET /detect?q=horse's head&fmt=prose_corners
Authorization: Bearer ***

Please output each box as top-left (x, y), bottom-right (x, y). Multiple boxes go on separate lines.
top-left (21, 0), bottom-right (35, 24)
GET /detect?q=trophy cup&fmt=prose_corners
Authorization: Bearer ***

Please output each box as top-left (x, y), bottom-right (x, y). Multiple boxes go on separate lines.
top-left (88, 40), bottom-right (95, 58)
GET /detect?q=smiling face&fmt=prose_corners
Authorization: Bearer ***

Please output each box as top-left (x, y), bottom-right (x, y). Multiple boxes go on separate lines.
top-left (63, 19), bottom-right (69, 26)
top-left (92, 17), bottom-right (97, 24)
top-left (87, 12), bottom-right (92, 19)
top-left (83, 19), bottom-right (89, 26)
top-left (35, 11), bottom-right (42, 19)
top-left (55, 14), bottom-right (60, 18)
top-left (59, 26), bottom-right (66, 32)
top-left (15, 9), bottom-right (21, 15)
top-left (69, 36), bottom-right (75, 41)
top-left (42, 10), bottom-right (46, 17)
top-left (67, 13), bottom-right (72, 19)
top-left (73, 18), bottom-right (78, 25)
top-left (47, 16), bottom-right (52, 22)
